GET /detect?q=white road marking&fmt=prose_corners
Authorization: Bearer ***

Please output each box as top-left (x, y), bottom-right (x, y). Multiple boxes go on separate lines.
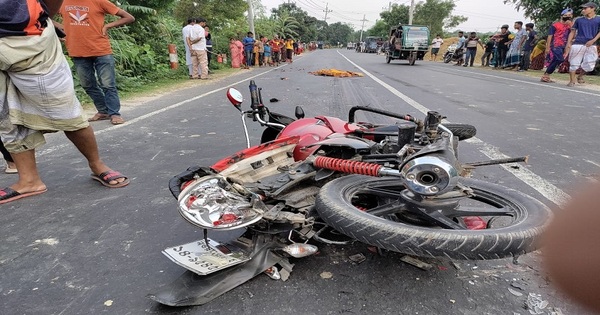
top-left (338, 50), bottom-right (571, 206)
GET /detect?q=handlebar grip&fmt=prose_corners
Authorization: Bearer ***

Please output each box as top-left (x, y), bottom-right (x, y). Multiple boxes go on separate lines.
top-left (249, 80), bottom-right (260, 110)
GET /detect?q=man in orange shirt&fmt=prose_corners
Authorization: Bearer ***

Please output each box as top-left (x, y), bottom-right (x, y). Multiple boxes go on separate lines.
top-left (59, 0), bottom-right (135, 125)
top-left (0, 0), bottom-right (130, 204)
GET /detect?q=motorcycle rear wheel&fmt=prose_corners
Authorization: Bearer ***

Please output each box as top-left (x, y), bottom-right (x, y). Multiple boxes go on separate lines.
top-left (315, 175), bottom-right (552, 260)
top-left (443, 54), bottom-right (452, 63)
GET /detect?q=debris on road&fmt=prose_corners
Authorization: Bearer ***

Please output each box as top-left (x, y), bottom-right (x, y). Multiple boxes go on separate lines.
top-left (320, 271), bottom-right (333, 279)
top-left (508, 287), bottom-right (524, 297)
top-left (309, 69), bottom-right (364, 77)
top-left (525, 293), bottom-right (549, 314)
top-left (399, 255), bottom-right (433, 270)
top-left (349, 253), bottom-right (366, 264)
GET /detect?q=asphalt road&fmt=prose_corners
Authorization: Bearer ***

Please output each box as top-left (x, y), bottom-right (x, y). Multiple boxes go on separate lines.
top-left (1, 49), bottom-right (598, 315)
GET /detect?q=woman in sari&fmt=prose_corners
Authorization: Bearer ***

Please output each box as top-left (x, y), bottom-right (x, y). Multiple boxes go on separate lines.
top-left (229, 37), bottom-right (244, 68)
top-left (503, 21), bottom-right (527, 69)
top-left (529, 39), bottom-right (546, 70)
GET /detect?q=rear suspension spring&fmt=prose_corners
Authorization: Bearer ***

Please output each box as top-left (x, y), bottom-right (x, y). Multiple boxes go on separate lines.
top-left (314, 156), bottom-right (381, 176)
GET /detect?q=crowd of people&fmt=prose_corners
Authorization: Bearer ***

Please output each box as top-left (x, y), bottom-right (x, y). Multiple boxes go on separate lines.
top-left (228, 33), bottom-right (304, 69)
top-left (441, 2), bottom-right (600, 87)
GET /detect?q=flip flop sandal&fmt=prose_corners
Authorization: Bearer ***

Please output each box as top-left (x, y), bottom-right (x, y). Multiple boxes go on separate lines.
top-left (567, 82), bottom-right (576, 87)
top-left (577, 77), bottom-right (585, 84)
top-left (540, 77), bottom-right (554, 83)
top-left (91, 170), bottom-right (130, 188)
top-left (0, 187), bottom-right (48, 204)
top-left (88, 113), bottom-right (110, 122)
top-left (110, 116), bottom-right (125, 125)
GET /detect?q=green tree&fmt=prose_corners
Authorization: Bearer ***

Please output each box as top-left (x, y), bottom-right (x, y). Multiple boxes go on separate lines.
top-left (413, 0), bottom-right (467, 36)
top-left (173, 0), bottom-right (248, 29)
top-left (322, 22), bottom-right (354, 45)
top-left (271, 3), bottom-right (319, 42)
top-left (504, 0), bottom-right (587, 33)
top-left (367, 4), bottom-right (409, 38)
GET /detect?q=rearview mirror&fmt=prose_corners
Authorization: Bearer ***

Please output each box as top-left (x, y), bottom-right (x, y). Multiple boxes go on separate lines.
top-left (226, 88), bottom-right (243, 111)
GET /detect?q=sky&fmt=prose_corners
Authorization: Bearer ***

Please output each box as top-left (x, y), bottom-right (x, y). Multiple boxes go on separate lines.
top-left (258, 0), bottom-right (529, 33)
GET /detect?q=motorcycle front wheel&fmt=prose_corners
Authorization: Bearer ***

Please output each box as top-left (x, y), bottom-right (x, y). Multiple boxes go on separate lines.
top-left (315, 175), bottom-right (552, 260)
top-left (443, 53), bottom-right (452, 63)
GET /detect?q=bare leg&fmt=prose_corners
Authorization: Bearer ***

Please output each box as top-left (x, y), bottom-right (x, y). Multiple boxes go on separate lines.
top-left (568, 71), bottom-right (577, 86)
top-left (9, 149), bottom-right (46, 193)
top-left (64, 126), bottom-right (125, 185)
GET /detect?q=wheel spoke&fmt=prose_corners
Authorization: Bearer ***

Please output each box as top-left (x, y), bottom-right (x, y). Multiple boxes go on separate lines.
top-left (365, 201), bottom-right (406, 216)
top-left (358, 186), bottom-right (404, 199)
top-left (445, 205), bottom-right (513, 218)
top-left (421, 210), bottom-right (466, 229)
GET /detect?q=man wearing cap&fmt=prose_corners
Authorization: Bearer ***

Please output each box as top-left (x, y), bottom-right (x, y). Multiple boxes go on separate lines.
top-left (188, 17), bottom-right (209, 80)
top-left (565, 2), bottom-right (600, 86)
top-left (541, 9), bottom-right (573, 83)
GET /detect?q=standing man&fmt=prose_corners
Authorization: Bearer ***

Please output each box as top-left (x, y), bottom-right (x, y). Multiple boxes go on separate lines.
top-left (454, 31), bottom-right (466, 66)
top-left (463, 32), bottom-right (484, 67)
top-left (520, 23), bottom-right (538, 71)
top-left (495, 25), bottom-right (511, 68)
top-left (59, 0), bottom-right (135, 125)
top-left (430, 34), bottom-right (443, 61)
top-left (0, 0), bottom-right (130, 204)
top-left (182, 18), bottom-right (194, 79)
top-left (187, 17), bottom-right (208, 80)
top-left (565, 2), bottom-right (600, 86)
top-left (540, 9), bottom-right (573, 83)
top-left (284, 37), bottom-right (294, 63)
top-left (242, 32), bottom-right (255, 68)
top-left (269, 35), bottom-right (282, 65)
top-left (481, 36), bottom-right (495, 66)
top-left (204, 25), bottom-right (212, 70)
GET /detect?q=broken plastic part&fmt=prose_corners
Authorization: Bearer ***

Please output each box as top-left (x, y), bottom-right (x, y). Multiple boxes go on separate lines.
top-left (282, 243), bottom-right (318, 258)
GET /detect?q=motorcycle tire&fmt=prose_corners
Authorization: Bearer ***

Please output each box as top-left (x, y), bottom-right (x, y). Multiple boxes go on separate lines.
top-left (444, 123), bottom-right (476, 141)
top-left (315, 175), bottom-right (552, 260)
top-left (443, 54), bottom-right (451, 63)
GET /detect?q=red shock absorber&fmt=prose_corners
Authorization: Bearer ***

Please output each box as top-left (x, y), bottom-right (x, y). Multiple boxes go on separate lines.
top-left (313, 156), bottom-right (382, 177)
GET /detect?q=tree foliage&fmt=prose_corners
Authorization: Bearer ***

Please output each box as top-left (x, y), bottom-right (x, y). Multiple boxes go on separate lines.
top-left (504, 0), bottom-right (588, 33)
top-left (366, 0), bottom-right (466, 39)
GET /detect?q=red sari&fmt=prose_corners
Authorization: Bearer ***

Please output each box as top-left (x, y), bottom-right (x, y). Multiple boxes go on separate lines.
top-left (229, 40), bottom-right (244, 68)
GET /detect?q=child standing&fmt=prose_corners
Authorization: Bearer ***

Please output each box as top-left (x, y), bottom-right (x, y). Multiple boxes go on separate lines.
top-left (264, 43), bottom-right (272, 66)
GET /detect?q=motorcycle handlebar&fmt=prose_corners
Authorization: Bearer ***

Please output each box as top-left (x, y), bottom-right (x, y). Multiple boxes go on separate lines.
top-left (249, 80), bottom-right (260, 110)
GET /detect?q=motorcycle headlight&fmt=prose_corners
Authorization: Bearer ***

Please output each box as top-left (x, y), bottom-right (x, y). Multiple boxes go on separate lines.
top-left (177, 175), bottom-right (264, 230)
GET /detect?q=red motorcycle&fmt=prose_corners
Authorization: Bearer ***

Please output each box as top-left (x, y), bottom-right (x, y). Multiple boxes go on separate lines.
top-left (148, 80), bottom-right (551, 306)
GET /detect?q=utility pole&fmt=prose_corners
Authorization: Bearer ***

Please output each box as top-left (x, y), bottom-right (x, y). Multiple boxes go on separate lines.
top-left (359, 14), bottom-right (367, 42)
top-left (408, 0), bottom-right (415, 25)
top-left (323, 2), bottom-right (332, 22)
top-left (246, 0), bottom-right (255, 35)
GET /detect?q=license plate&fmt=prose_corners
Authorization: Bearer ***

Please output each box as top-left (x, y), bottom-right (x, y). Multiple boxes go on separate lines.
top-left (162, 238), bottom-right (250, 275)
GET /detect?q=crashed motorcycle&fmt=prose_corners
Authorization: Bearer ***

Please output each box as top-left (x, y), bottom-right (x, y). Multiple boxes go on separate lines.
top-left (148, 80), bottom-right (552, 306)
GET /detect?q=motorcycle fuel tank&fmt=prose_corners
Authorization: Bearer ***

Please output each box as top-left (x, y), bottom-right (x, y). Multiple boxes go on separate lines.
top-left (278, 117), bottom-right (360, 161)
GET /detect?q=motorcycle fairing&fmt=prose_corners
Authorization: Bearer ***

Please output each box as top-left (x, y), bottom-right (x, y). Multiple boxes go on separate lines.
top-left (211, 136), bottom-right (300, 173)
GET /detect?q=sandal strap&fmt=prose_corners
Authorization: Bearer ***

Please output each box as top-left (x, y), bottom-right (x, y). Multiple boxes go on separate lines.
top-left (98, 170), bottom-right (126, 182)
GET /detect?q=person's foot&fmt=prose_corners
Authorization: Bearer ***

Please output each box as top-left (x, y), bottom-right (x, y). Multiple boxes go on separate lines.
top-left (88, 113), bottom-right (110, 122)
top-left (2, 179), bottom-right (47, 204)
top-left (110, 115), bottom-right (125, 125)
top-left (5, 161), bottom-right (17, 174)
top-left (89, 162), bottom-right (128, 187)
top-left (567, 82), bottom-right (576, 87)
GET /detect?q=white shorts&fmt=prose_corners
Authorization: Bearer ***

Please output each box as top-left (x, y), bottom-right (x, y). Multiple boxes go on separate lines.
top-left (568, 44), bottom-right (598, 72)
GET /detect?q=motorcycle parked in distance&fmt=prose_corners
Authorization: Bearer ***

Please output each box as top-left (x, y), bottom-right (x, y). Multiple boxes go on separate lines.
top-left (443, 43), bottom-right (464, 64)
